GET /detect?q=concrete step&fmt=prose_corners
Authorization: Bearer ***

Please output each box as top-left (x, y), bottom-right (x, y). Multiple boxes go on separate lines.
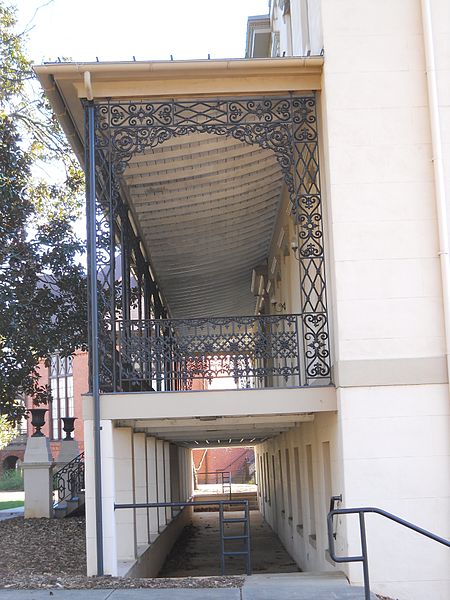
top-left (193, 492), bottom-right (259, 512)
top-left (242, 572), bottom-right (378, 600)
top-left (53, 492), bottom-right (85, 519)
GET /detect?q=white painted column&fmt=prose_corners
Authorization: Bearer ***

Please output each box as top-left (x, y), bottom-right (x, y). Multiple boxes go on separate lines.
top-left (156, 439), bottom-right (166, 530)
top-left (186, 448), bottom-right (194, 498)
top-left (23, 436), bottom-right (53, 519)
top-left (164, 441), bottom-right (172, 522)
top-left (114, 426), bottom-right (136, 561)
top-left (84, 419), bottom-right (118, 576)
top-left (84, 419), bottom-right (97, 575)
top-left (146, 436), bottom-right (159, 541)
top-left (133, 432), bottom-right (148, 548)
top-left (179, 447), bottom-right (186, 501)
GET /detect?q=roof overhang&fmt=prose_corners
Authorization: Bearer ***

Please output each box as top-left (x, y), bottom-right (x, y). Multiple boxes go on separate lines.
top-left (34, 58), bottom-right (323, 317)
top-left (34, 56), bottom-right (323, 164)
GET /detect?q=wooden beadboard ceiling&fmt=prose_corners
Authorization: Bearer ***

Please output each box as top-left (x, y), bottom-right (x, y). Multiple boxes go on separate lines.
top-left (124, 132), bottom-right (284, 317)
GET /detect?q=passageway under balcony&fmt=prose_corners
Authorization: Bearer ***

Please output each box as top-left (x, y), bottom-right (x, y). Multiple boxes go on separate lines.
top-left (159, 508), bottom-right (299, 578)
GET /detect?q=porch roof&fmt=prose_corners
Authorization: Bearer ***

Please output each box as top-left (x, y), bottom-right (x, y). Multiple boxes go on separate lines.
top-left (34, 58), bottom-right (323, 317)
top-left (34, 56), bottom-right (323, 164)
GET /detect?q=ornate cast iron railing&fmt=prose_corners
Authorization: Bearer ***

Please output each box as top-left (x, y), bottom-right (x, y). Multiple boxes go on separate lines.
top-left (86, 95), bottom-right (331, 393)
top-left (53, 452), bottom-right (85, 507)
top-left (117, 313), bottom-right (329, 391)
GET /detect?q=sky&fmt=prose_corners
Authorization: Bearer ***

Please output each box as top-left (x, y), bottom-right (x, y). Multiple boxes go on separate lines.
top-left (11, 0), bottom-right (270, 245)
top-left (14, 0), bottom-right (270, 64)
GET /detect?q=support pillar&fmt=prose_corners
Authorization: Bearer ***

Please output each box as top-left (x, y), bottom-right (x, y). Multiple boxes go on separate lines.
top-left (114, 427), bottom-right (136, 561)
top-left (146, 436), bottom-right (159, 541)
top-left (133, 432), bottom-right (148, 548)
top-left (23, 436), bottom-right (53, 519)
top-left (85, 419), bottom-right (118, 576)
top-left (164, 441), bottom-right (172, 522)
top-left (156, 440), bottom-right (166, 530)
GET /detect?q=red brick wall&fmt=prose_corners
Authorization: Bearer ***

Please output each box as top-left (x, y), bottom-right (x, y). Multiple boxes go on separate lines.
top-left (0, 447), bottom-right (25, 475)
top-left (25, 351), bottom-right (88, 458)
top-left (193, 447), bottom-right (254, 482)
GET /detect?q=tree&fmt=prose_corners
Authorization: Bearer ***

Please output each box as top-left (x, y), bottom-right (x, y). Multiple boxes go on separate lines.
top-left (0, 415), bottom-right (17, 450)
top-left (0, 2), bottom-right (87, 424)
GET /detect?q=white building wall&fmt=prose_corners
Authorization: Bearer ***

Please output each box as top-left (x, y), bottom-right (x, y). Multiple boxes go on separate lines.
top-left (338, 384), bottom-right (450, 600)
top-left (258, 4), bottom-right (450, 599)
top-left (255, 411), bottom-right (343, 573)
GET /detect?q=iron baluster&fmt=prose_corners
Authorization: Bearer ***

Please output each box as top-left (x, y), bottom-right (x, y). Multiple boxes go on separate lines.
top-left (117, 314), bottom-right (314, 390)
top-left (53, 452), bottom-right (85, 507)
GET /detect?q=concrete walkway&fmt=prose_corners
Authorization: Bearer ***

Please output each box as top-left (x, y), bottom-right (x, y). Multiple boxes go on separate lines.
top-left (160, 510), bottom-right (298, 577)
top-left (0, 574), bottom-right (377, 599)
top-left (0, 506), bottom-right (24, 522)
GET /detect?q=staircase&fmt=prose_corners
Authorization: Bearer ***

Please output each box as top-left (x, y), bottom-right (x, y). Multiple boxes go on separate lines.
top-left (52, 452), bottom-right (85, 518)
top-left (194, 490), bottom-right (259, 512)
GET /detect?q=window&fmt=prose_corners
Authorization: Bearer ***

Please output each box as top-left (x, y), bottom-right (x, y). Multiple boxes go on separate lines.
top-left (49, 354), bottom-right (74, 439)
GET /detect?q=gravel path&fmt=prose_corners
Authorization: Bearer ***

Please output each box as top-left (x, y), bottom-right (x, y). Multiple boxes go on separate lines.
top-left (0, 516), bottom-right (243, 589)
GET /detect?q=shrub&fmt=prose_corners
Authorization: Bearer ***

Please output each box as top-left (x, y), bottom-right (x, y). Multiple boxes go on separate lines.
top-left (0, 469), bottom-right (24, 491)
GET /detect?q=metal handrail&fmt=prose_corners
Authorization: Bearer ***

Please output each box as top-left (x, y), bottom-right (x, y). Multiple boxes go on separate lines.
top-left (196, 470), bottom-right (232, 495)
top-left (53, 452), bottom-right (85, 506)
top-left (327, 496), bottom-right (450, 600)
top-left (115, 498), bottom-right (251, 575)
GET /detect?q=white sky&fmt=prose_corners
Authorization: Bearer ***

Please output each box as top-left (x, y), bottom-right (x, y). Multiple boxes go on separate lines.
top-left (14, 0), bottom-right (270, 64)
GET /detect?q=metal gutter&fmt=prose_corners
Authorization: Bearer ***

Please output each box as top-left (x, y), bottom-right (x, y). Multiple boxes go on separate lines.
top-left (34, 55), bottom-right (323, 75)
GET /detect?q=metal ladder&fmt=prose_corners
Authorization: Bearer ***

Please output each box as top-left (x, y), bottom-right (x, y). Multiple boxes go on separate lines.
top-left (219, 500), bottom-right (251, 575)
top-left (221, 471), bottom-right (232, 499)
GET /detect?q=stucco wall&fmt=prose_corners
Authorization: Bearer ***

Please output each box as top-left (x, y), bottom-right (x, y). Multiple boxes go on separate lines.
top-left (255, 411), bottom-right (341, 572)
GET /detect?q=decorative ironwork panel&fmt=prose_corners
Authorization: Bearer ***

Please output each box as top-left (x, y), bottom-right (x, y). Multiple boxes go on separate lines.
top-left (53, 452), bottom-right (85, 507)
top-left (118, 315), bottom-right (302, 390)
top-left (87, 95), bottom-right (331, 389)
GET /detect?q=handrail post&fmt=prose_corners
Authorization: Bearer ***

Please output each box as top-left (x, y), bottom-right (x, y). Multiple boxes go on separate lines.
top-left (359, 512), bottom-right (371, 600)
top-left (327, 500), bottom-right (450, 600)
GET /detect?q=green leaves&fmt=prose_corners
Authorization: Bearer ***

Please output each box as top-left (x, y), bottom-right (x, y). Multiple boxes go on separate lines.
top-left (0, 2), bottom-right (87, 423)
top-left (0, 4), bottom-right (32, 106)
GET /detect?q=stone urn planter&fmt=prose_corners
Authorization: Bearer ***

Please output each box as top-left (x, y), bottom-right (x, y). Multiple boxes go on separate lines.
top-left (29, 408), bottom-right (47, 437)
top-left (61, 416), bottom-right (77, 441)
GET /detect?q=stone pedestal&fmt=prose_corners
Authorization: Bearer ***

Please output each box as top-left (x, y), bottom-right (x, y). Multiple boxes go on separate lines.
top-left (54, 439), bottom-right (80, 470)
top-left (23, 436), bottom-right (53, 518)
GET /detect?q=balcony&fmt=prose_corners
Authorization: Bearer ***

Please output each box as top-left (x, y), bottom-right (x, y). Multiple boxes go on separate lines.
top-left (116, 313), bottom-right (330, 392)
top-left (76, 92), bottom-right (332, 398)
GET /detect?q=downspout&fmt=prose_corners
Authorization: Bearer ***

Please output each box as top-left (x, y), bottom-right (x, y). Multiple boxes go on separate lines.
top-left (421, 0), bottom-right (450, 386)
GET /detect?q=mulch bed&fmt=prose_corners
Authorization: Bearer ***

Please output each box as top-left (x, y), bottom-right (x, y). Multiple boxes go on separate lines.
top-left (0, 516), bottom-right (401, 596)
top-left (0, 516), bottom-right (243, 589)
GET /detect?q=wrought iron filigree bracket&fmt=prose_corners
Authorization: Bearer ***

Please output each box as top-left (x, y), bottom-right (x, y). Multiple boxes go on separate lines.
top-left (85, 95), bottom-right (331, 388)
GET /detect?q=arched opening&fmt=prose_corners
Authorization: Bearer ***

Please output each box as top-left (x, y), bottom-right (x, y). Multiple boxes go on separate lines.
top-left (2, 455), bottom-right (19, 471)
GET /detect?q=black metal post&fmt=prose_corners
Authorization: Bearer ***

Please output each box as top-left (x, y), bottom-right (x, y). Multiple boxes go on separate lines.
top-left (359, 512), bottom-right (371, 600)
top-left (86, 101), bottom-right (104, 575)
